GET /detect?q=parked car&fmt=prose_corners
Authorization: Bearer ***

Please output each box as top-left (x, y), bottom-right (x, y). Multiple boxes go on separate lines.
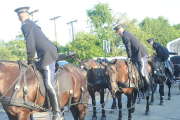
top-left (57, 60), bottom-right (69, 67)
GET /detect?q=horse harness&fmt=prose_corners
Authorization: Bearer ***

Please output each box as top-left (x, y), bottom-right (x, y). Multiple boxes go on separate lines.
top-left (0, 61), bottom-right (48, 111)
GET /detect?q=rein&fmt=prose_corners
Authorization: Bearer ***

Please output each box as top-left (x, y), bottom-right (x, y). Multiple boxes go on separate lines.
top-left (0, 61), bottom-right (48, 112)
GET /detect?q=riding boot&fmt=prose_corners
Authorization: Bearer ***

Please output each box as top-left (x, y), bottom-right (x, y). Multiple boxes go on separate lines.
top-left (42, 64), bottom-right (61, 120)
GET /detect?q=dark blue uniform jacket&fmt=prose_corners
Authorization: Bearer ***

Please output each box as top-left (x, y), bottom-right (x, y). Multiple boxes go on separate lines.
top-left (153, 42), bottom-right (169, 61)
top-left (21, 19), bottom-right (58, 67)
top-left (121, 31), bottom-right (148, 62)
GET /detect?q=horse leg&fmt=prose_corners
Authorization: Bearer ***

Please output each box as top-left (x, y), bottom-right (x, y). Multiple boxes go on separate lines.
top-left (111, 97), bottom-right (117, 109)
top-left (117, 93), bottom-right (122, 120)
top-left (159, 83), bottom-right (164, 105)
top-left (150, 83), bottom-right (157, 104)
top-left (127, 94), bottom-right (132, 120)
top-left (145, 95), bottom-right (150, 115)
top-left (70, 105), bottom-right (79, 120)
top-left (60, 108), bottom-right (65, 120)
top-left (89, 89), bottom-right (97, 120)
top-left (131, 89), bottom-right (138, 113)
top-left (110, 97), bottom-right (117, 114)
top-left (166, 80), bottom-right (171, 100)
top-left (77, 104), bottom-right (87, 120)
top-left (100, 89), bottom-right (106, 120)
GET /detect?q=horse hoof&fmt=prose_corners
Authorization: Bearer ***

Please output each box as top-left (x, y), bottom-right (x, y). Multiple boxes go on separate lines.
top-left (159, 101), bottom-right (164, 106)
top-left (92, 116), bottom-right (97, 120)
top-left (101, 116), bottom-right (106, 120)
top-left (117, 117), bottom-right (122, 120)
top-left (145, 111), bottom-right (149, 115)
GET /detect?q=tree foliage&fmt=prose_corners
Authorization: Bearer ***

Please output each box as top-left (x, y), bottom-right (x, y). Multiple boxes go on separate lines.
top-left (140, 17), bottom-right (180, 46)
top-left (1, 3), bottom-right (180, 61)
top-left (68, 32), bottom-right (104, 60)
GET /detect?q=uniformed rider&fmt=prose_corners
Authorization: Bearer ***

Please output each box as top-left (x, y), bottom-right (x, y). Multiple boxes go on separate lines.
top-left (14, 7), bottom-right (61, 120)
top-left (114, 24), bottom-right (150, 89)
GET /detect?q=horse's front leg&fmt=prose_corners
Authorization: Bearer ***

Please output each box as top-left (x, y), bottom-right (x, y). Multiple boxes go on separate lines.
top-left (100, 89), bottom-right (106, 120)
top-left (131, 89), bottom-right (138, 113)
top-left (150, 83), bottom-right (157, 104)
top-left (117, 93), bottom-right (122, 120)
top-left (159, 83), bottom-right (164, 105)
top-left (111, 97), bottom-right (117, 109)
top-left (89, 89), bottom-right (97, 120)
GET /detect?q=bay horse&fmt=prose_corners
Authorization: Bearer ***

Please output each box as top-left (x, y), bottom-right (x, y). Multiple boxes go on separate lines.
top-left (149, 56), bottom-right (173, 105)
top-left (0, 61), bottom-right (88, 120)
top-left (81, 59), bottom-right (116, 120)
top-left (106, 59), bottom-right (152, 120)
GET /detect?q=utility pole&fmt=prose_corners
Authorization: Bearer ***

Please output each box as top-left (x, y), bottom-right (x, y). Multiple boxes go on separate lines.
top-left (67, 20), bottom-right (77, 41)
top-left (30, 9), bottom-right (39, 21)
top-left (50, 16), bottom-right (61, 44)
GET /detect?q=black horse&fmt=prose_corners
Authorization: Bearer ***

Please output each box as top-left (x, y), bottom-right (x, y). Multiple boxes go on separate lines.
top-left (81, 59), bottom-right (116, 120)
top-left (150, 56), bottom-right (174, 105)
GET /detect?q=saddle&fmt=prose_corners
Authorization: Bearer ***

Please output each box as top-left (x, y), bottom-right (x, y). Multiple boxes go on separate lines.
top-left (124, 60), bottom-right (142, 88)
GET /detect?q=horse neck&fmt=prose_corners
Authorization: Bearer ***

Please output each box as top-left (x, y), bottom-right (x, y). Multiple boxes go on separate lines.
top-left (0, 62), bottom-right (20, 96)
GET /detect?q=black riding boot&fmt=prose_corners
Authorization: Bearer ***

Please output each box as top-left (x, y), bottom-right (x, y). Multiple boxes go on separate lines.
top-left (42, 64), bottom-right (61, 120)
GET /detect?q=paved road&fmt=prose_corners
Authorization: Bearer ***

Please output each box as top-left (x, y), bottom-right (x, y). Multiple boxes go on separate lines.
top-left (1, 84), bottom-right (180, 120)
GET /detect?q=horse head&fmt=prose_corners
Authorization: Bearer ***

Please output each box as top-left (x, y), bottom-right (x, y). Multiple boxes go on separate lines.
top-left (106, 61), bottom-right (120, 96)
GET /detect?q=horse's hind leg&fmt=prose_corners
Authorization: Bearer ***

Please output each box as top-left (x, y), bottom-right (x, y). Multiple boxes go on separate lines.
top-left (100, 89), bottom-right (106, 120)
top-left (127, 94), bottom-right (133, 120)
top-left (131, 89), bottom-right (138, 113)
top-left (159, 83), bottom-right (164, 105)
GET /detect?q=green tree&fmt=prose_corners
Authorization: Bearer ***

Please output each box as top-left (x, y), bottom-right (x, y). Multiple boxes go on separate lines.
top-left (6, 40), bottom-right (27, 60)
top-left (87, 3), bottom-right (121, 56)
top-left (68, 32), bottom-right (104, 60)
top-left (140, 17), bottom-right (180, 46)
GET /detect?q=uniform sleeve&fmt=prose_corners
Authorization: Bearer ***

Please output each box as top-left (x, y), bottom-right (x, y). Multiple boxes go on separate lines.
top-left (123, 37), bottom-right (132, 58)
top-left (21, 24), bottom-right (36, 60)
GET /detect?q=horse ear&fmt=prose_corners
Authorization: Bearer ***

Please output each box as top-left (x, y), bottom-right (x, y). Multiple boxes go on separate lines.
top-left (111, 59), bottom-right (117, 64)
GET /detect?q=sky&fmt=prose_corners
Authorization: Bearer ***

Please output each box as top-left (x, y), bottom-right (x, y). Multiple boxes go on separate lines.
top-left (0, 0), bottom-right (180, 46)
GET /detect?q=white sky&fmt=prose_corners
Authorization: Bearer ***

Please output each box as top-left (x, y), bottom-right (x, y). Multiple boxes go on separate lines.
top-left (0, 0), bottom-right (180, 45)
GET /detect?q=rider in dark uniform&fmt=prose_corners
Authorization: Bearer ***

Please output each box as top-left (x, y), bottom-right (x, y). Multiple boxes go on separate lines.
top-left (147, 38), bottom-right (169, 62)
top-left (14, 7), bottom-right (61, 120)
top-left (114, 24), bottom-right (150, 89)
top-left (147, 38), bottom-right (173, 77)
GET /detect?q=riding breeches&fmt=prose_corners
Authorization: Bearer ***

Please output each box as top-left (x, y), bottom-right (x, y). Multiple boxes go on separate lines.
top-left (42, 63), bottom-right (60, 112)
top-left (137, 56), bottom-right (150, 85)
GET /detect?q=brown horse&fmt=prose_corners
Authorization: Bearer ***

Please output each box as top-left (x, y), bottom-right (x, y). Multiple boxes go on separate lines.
top-left (81, 59), bottom-right (116, 120)
top-left (0, 61), bottom-right (88, 120)
top-left (106, 59), bottom-right (152, 120)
